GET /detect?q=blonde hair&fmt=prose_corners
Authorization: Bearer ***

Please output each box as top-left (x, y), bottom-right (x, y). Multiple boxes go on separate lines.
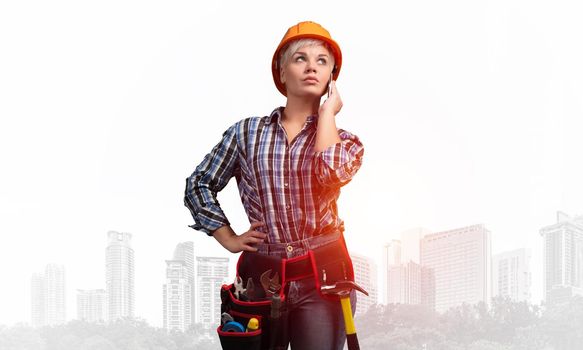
top-left (278, 38), bottom-right (335, 70)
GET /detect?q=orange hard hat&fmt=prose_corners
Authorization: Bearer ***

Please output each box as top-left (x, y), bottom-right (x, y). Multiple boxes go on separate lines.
top-left (271, 21), bottom-right (342, 97)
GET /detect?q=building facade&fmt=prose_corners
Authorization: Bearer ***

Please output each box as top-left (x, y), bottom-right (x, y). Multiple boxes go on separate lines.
top-left (163, 260), bottom-right (192, 332)
top-left (105, 231), bottom-right (135, 322)
top-left (351, 253), bottom-right (378, 316)
top-left (400, 228), bottom-right (430, 264)
top-left (30, 264), bottom-right (66, 327)
top-left (540, 211), bottom-right (583, 304)
top-left (31, 273), bottom-right (45, 327)
top-left (420, 224), bottom-right (491, 312)
top-left (195, 257), bottom-right (229, 327)
top-left (387, 261), bottom-right (432, 306)
top-left (77, 289), bottom-right (106, 323)
top-left (493, 248), bottom-right (531, 302)
top-left (382, 240), bottom-right (402, 304)
top-left (173, 241), bottom-right (195, 326)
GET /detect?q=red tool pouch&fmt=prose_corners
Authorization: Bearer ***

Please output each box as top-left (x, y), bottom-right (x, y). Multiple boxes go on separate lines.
top-left (219, 252), bottom-right (285, 350)
top-left (218, 284), bottom-right (273, 350)
top-left (217, 307), bottom-right (263, 350)
top-left (308, 234), bottom-right (356, 301)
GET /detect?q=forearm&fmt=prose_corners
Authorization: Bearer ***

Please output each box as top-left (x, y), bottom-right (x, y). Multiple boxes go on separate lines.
top-left (314, 112), bottom-right (341, 152)
top-left (212, 225), bottom-right (237, 251)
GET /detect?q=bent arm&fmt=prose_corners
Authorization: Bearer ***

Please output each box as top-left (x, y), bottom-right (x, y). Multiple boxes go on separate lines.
top-left (184, 124), bottom-right (239, 235)
top-left (313, 129), bottom-right (364, 188)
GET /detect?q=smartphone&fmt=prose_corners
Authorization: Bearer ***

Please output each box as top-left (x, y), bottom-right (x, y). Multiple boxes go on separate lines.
top-left (327, 72), bottom-right (333, 98)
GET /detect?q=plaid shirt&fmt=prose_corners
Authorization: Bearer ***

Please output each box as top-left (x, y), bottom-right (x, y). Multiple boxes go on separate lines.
top-left (184, 107), bottom-right (364, 243)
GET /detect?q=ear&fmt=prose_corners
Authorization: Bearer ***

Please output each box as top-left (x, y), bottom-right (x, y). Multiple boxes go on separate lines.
top-left (279, 67), bottom-right (286, 85)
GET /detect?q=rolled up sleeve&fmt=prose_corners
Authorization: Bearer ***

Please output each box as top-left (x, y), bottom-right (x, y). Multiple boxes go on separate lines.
top-left (184, 124), bottom-right (239, 235)
top-left (314, 129), bottom-right (364, 188)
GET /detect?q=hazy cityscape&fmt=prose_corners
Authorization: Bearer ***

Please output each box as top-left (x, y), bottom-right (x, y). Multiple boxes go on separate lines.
top-left (1, 211), bottom-right (581, 349)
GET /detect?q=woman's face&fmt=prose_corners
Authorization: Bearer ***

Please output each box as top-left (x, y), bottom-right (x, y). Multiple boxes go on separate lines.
top-left (280, 44), bottom-right (334, 99)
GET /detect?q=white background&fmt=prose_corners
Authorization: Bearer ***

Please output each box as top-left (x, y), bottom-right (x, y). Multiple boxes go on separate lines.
top-left (1, 0), bottom-right (582, 327)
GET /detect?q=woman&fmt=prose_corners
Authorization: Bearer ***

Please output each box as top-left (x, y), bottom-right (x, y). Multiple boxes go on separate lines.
top-left (185, 21), bottom-right (364, 350)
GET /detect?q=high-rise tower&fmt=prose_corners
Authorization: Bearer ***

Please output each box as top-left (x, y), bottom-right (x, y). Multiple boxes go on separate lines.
top-left (421, 224), bottom-right (491, 312)
top-left (173, 241), bottom-right (195, 325)
top-left (105, 231), bottom-right (135, 322)
top-left (493, 248), bottom-right (531, 302)
top-left (540, 211), bottom-right (583, 304)
top-left (31, 264), bottom-right (66, 326)
top-left (195, 257), bottom-right (228, 327)
top-left (163, 260), bottom-right (192, 331)
top-left (351, 252), bottom-right (378, 316)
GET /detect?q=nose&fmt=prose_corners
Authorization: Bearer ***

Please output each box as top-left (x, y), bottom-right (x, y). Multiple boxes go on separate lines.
top-left (305, 58), bottom-right (317, 73)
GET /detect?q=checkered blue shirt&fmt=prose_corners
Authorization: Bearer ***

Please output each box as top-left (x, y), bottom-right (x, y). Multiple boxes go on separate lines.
top-left (184, 107), bottom-right (364, 243)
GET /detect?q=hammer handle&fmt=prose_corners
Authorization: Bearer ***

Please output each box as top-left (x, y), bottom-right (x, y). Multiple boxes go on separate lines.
top-left (340, 296), bottom-right (355, 334)
top-left (346, 333), bottom-right (360, 350)
top-left (340, 296), bottom-right (360, 350)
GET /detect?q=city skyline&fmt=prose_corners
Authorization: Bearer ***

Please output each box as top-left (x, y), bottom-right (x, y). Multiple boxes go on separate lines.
top-left (19, 216), bottom-right (560, 328)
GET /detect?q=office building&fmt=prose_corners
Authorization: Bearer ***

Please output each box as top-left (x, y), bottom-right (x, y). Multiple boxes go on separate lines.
top-left (31, 273), bottom-right (45, 327)
top-left (106, 231), bottom-right (135, 322)
top-left (30, 264), bottom-right (66, 327)
top-left (195, 257), bottom-right (229, 327)
top-left (493, 248), bottom-right (531, 302)
top-left (382, 240), bottom-right (401, 304)
top-left (400, 228), bottom-right (430, 264)
top-left (387, 260), bottom-right (433, 306)
top-left (420, 224), bottom-right (491, 312)
top-left (77, 289), bottom-right (106, 323)
top-left (173, 241), bottom-right (195, 325)
top-left (351, 253), bottom-right (378, 316)
top-left (163, 260), bottom-right (192, 332)
top-left (540, 211), bottom-right (583, 304)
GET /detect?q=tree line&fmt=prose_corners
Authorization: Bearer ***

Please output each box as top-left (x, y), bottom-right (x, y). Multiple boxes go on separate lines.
top-left (1, 296), bottom-right (582, 349)
top-left (356, 295), bottom-right (583, 350)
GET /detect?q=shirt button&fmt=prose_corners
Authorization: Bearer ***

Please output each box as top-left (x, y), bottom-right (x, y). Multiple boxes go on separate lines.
top-left (286, 245), bottom-right (293, 253)
top-left (284, 182), bottom-right (289, 187)
top-left (286, 204), bottom-right (291, 210)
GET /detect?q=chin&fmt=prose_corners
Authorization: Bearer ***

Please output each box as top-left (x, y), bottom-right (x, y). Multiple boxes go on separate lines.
top-left (289, 87), bottom-right (325, 99)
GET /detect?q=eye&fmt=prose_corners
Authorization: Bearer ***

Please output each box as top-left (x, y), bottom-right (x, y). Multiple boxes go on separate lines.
top-left (318, 58), bottom-right (328, 65)
top-left (294, 55), bottom-right (306, 62)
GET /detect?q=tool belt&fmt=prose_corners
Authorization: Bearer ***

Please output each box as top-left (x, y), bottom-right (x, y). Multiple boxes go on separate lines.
top-left (217, 233), bottom-right (355, 350)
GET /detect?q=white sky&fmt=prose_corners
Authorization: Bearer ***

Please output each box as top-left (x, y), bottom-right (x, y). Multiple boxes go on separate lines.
top-left (1, 0), bottom-right (582, 327)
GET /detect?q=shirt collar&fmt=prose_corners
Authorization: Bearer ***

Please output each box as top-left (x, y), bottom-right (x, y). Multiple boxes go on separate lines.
top-left (265, 107), bottom-right (318, 127)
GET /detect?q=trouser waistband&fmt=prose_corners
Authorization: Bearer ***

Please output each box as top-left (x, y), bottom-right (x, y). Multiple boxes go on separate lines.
top-left (256, 231), bottom-right (341, 259)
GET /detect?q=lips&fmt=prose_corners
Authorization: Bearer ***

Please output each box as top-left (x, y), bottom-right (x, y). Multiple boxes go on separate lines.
top-left (303, 77), bottom-right (319, 84)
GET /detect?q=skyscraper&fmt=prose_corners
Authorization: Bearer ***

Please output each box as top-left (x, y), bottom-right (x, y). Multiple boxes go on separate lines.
top-left (387, 260), bottom-right (432, 306)
top-left (31, 273), bottom-right (45, 327)
top-left (77, 289), bottom-right (106, 323)
top-left (493, 248), bottom-right (531, 302)
top-left (382, 240), bottom-right (401, 304)
top-left (173, 241), bottom-right (195, 325)
top-left (30, 264), bottom-right (66, 327)
top-left (105, 231), bottom-right (135, 322)
top-left (420, 224), bottom-right (492, 312)
top-left (540, 211), bottom-right (583, 304)
top-left (45, 264), bottom-right (66, 325)
top-left (382, 229), bottom-right (431, 305)
top-left (195, 257), bottom-right (228, 327)
top-left (163, 260), bottom-right (192, 332)
top-left (351, 253), bottom-right (378, 317)
top-left (400, 228), bottom-right (430, 264)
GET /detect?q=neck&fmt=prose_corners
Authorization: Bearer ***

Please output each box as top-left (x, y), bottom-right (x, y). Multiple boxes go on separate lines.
top-left (282, 94), bottom-right (321, 124)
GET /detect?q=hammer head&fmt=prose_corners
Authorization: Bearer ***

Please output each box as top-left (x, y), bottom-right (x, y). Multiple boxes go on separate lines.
top-left (320, 280), bottom-right (369, 297)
